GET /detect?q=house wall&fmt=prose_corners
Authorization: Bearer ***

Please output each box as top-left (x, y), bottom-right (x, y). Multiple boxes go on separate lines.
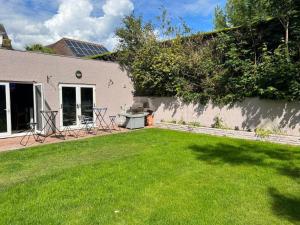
top-left (0, 49), bottom-right (134, 129)
top-left (134, 97), bottom-right (300, 136)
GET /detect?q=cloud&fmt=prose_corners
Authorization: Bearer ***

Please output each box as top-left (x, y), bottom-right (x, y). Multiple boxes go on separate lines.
top-left (0, 0), bottom-right (134, 50)
top-left (183, 0), bottom-right (220, 16)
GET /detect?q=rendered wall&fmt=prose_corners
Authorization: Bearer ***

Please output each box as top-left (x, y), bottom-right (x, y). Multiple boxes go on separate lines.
top-left (134, 97), bottom-right (300, 136)
top-left (0, 49), bottom-right (134, 128)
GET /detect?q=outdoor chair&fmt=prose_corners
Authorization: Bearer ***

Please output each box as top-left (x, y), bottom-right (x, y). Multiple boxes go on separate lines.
top-left (78, 115), bottom-right (95, 136)
top-left (62, 119), bottom-right (78, 138)
top-left (108, 116), bottom-right (121, 131)
top-left (20, 122), bottom-right (40, 146)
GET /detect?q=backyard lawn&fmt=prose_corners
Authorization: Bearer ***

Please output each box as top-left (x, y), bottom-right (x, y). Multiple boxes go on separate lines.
top-left (0, 128), bottom-right (299, 225)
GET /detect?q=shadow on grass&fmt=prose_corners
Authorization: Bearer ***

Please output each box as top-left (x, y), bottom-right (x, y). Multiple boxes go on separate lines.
top-left (189, 142), bottom-right (300, 223)
top-left (188, 142), bottom-right (300, 180)
top-left (269, 187), bottom-right (300, 223)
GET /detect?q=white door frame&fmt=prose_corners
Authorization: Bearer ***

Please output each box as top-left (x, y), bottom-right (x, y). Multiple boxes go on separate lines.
top-left (0, 82), bottom-right (11, 137)
top-left (59, 84), bottom-right (96, 130)
top-left (33, 83), bottom-right (44, 134)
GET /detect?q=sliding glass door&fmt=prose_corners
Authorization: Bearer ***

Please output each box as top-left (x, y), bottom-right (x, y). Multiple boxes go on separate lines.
top-left (33, 84), bottom-right (44, 132)
top-left (59, 84), bottom-right (95, 129)
top-left (0, 83), bottom-right (11, 136)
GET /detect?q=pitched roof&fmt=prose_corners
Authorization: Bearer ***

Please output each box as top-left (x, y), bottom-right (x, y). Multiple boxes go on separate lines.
top-left (47, 37), bottom-right (108, 57)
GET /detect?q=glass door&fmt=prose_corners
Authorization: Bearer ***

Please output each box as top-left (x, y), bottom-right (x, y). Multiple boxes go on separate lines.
top-left (0, 83), bottom-right (11, 136)
top-left (59, 84), bottom-right (95, 129)
top-left (80, 87), bottom-right (94, 119)
top-left (61, 86), bottom-right (77, 127)
top-left (33, 84), bottom-right (44, 132)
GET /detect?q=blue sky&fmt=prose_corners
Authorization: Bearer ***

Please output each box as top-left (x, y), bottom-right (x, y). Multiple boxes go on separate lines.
top-left (0, 0), bottom-right (226, 50)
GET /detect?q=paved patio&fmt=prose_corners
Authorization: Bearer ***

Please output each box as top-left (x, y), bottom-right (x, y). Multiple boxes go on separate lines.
top-left (0, 128), bottom-right (129, 153)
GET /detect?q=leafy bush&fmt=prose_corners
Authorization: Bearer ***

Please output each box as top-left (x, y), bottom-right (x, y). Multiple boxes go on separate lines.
top-left (212, 116), bottom-right (227, 129)
top-left (177, 119), bottom-right (186, 125)
top-left (115, 11), bottom-right (300, 105)
top-left (25, 44), bottom-right (54, 54)
top-left (255, 128), bottom-right (272, 138)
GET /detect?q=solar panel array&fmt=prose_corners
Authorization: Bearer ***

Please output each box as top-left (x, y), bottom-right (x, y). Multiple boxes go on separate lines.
top-left (65, 39), bottom-right (108, 57)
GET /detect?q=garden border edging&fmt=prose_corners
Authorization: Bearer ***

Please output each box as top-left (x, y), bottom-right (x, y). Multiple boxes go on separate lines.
top-left (155, 122), bottom-right (300, 146)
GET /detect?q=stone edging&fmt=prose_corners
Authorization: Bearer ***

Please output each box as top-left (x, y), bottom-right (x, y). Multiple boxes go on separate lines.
top-left (155, 122), bottom-right (300, 146)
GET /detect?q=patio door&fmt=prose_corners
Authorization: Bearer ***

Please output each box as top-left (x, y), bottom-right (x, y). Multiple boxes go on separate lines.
top-left (33, 84), bottom-right (44, 133)
top-left (59, 84), bottom-right (95, 129)
top-left (0, 83), bottom-right (11, 136)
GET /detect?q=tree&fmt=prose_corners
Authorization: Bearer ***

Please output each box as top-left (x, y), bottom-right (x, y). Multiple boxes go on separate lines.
top-left (115, 9), bottom-right (300, 104)
top-left (115, 15), bottom-right (155, 71)
top-left (25, 44), bottom-right (54, 54)
top-left (215, 0), bottom-right (271, 65)
top-left (214, 5), bottom-right (228, 30)
top-left (268, 0), bottom-right (297, 54)
top-left (225, 0), bottom-right (269, 27)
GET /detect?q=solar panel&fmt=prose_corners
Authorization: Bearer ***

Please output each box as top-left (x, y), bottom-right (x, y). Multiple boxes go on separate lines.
top-left (90, 45), bottom-right (99, 51)
top-left (66, 39), bottom-right (108, 57)
top-left (86, 44), bottom-right (95, 51)
top-left (69, 47), bottom-right (78, 54)
top-left (76, 42), bottom-right (84, 48)
top-left (81, 48), bottom-right (90, 55)
top-left (82, 43), bottom-right (89, 49)
top-left (65, 39), bottom-right (74, 47)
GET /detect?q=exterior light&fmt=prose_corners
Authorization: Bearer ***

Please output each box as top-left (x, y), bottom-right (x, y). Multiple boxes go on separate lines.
top-left (75, 70), bottom-right (82, 79)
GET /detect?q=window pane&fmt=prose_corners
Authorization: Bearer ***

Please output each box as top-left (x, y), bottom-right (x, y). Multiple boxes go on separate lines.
top-left (81, 88), bottom-right (93, 119)
top-left (0, 85), bottom-right (7, 133)
top-left (62, 87), bottom-right (77, 126)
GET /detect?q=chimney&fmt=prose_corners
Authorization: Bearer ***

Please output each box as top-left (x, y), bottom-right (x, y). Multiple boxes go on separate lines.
top-left (0, 24), bottom-right (12, 50)
top-left (1, 38), bottom-right (12, 49)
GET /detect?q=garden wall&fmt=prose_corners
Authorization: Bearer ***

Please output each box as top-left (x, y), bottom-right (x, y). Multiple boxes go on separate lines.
top-left (134, 97), bottom-right (300, 136)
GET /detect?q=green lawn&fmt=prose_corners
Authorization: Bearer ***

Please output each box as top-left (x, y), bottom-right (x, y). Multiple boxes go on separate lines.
top-left (0, 129), bottom-right (299, 225)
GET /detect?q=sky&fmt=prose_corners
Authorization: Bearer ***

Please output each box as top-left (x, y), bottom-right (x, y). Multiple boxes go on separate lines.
top-left (0, 0), bottom-right (226, 50)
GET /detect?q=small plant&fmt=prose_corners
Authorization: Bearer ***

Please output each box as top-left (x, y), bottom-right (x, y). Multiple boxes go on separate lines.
top-left (188, 121), bottom-right (202, 127)
top-left (160, 119), bottom-right (165, 123)
top-left (271, 126), bottom-right (287, 135)
top-left (178, 119), bottom-right (186, 125)
top-left (234, 126), bottom-right (239, 131)
top-left (212, 116), bottom-right (226, 129)
top-left (170, 120), bottom-right (177, 124)
top-left (255, 128), bottom-right (272, 139)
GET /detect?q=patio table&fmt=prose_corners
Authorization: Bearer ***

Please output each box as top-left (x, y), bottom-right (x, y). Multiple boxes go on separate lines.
top-left (93, 107), bottom-right (111, 132)
top-left (39, 110), bottom-right (64, 142)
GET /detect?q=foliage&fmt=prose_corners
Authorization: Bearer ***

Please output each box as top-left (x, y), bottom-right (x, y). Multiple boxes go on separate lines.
top-left (25, 44), bottom-right (54, 54)
top-left (211, 115), bottom-right (228, 129)
top-left (89, 51), bottom-right (117, 61)
top-left (214, 5), bottom-right (228, 30)
top-left (271, 126), bottom-right (287, 135)
top-left (225, 0), bottom-right (270, 27)
top-left (115, 9), bottom-right (300, 104)
top-left (255, 128), bottom-right (273, 138)
top-left (177, 119), bottom-right (186, 125)
top-left (256, 44), bottom-right (300, 101)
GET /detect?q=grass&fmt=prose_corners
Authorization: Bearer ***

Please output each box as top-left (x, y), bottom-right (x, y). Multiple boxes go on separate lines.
top-left (0, 128), bottom-right (299, 225)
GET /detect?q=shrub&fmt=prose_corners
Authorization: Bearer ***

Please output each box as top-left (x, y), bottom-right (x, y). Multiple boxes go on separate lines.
top-left (255, 128), bottom-right (272, 139)
top-left (212, 116), bottom-right (227, 129)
